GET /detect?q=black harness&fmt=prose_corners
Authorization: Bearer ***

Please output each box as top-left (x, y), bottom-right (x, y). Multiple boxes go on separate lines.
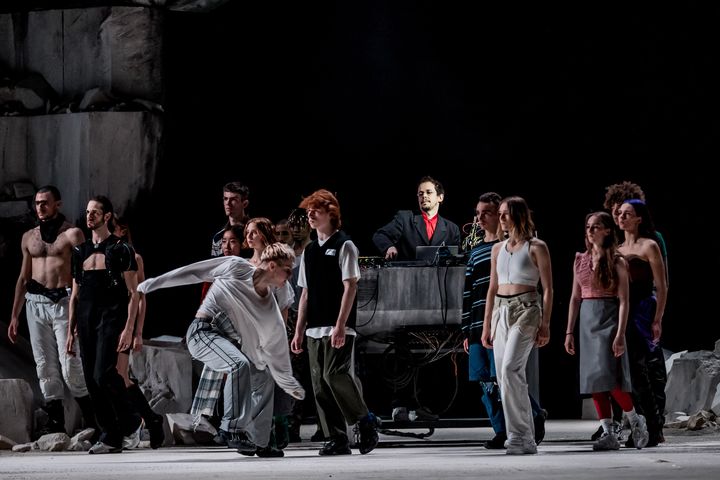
top-left (72, 234), bottom-right (137, 289)
top-left (26, 279), bottom-right (70, 303)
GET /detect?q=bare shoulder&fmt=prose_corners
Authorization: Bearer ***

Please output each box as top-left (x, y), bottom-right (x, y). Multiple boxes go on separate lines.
top-left (641, 237), bottom-right (662, 258)
top-left (21, 226), bottom-right (38, 245)
top-left (62, 225), bottom-right (85, 246)
top-left (529, 237), bottom-right (549, 252)
top-left (614, 254), bottom-right (628, 270)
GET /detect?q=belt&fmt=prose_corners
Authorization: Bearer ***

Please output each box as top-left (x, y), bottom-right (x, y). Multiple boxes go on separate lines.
top-left (26, 279), bottom-right (70, 303)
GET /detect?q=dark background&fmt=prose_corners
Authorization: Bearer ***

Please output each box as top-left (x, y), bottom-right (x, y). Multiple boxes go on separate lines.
top-left (141, 2), bottom-right (717, 419)
top-left (5, 2), bottom-right (719, 420)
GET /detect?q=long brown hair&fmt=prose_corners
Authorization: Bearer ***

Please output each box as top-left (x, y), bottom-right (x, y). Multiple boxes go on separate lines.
top-left (501, 196), bottom-right (535, 242)
top-left (243, 217), bottom-right (277, 249)
top-left (585, 211), bottom-right (620, 291)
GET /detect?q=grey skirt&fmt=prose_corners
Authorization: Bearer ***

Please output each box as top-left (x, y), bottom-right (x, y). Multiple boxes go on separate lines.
top-left (578, 298), bottom-right (632, 394)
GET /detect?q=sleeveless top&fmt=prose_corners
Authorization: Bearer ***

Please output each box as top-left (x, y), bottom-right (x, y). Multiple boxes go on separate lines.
top-left (575, 252), bottom-right (616, 299)
top-left (304, 230), bottom-right (357, 330)
top-left (626, 255), bottom-right (654, 302)
top-left (496, 239), bottom-right (539, 286)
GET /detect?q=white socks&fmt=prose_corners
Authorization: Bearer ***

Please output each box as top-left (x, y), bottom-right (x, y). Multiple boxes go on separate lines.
top-left (624, 407), bottom-right (640, 426)
top-left (600, 418), bottom-right (614, 434)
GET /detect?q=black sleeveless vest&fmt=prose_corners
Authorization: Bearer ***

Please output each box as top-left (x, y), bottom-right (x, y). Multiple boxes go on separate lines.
top-left (304, 230), bottom-right (357, 330)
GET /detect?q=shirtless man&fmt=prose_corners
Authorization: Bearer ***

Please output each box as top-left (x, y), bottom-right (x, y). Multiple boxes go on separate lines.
top-left (8, 185), bottom-right (96, 436)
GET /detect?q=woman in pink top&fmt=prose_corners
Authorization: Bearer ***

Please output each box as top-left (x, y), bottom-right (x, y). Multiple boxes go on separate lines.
top-left (565, 211), bottom-right (648, 451)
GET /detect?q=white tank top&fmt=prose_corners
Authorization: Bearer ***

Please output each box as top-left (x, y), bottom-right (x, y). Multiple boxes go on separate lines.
top-left (496, 240), bottom-right (540, 286)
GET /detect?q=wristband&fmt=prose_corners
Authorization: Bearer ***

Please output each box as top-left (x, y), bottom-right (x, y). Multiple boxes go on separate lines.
top-left (565, 332), bottom-right (573, 335)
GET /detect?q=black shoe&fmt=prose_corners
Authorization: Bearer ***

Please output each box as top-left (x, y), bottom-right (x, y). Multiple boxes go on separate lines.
top-left (355, 412), bottom-right (382, 454)
top-left (484, 432), bottom-right (507, 450)
top-left (625, 432), bottom-right (661, 448)
top-left (36, 421), bottom-right (66, 437)
top-left (533, 409), bottom-right (547, 445)
top-left (590, 425), bottom-right (604, 441)
top-left (644, 429), bottom-right (664, 448)
top-left (226, 431), bottom-right (256, 454)
top-left (255, 445), bottom-right (285, 457)
top-left (214, 429), bottom-right (229, 446)
top-left (288, 418), bottom-right (302, 443)
top-left (319, 436), bottom-right (351, 456)
top-left (273, 415), bottom-right (290, 450)
top-left (148, 414), bottom-right (165, 449)
top-left (39, 399), bottom-right (66, 437)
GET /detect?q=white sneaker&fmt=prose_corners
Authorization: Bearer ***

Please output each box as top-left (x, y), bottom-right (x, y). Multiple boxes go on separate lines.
top-left (392, 407), bottom-right (410, 422)
top-left (612, 421), bottom-right (626, 442)
top-left (592, 432), bottom-right (620, 451)
top-left (88, 441), bottom-right (122, 454)
top-left (506, 437), bottom-right (537, 455)
top-left (630, 414), bottom-right (649, 449)
top-left (122, 419), bottom-right (144, 450)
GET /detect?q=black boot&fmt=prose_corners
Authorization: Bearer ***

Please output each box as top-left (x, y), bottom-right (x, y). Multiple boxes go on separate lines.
top-left (288, 414), bottom-right (302, 443)
top-left (273, 415), bottom-right (290, 450)
top-left (127, 382), bottom-right (165, 449)
top-left (39, 399), bottom-right (66, 436)
top-left (75, 395), bottom-right (100, 442)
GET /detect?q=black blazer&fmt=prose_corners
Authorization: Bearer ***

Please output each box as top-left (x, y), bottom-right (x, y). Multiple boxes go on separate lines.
top-left (372, 210), bottom-right (461, 260)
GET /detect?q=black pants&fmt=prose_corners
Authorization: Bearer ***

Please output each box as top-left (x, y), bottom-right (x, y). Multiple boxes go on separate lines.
top-left (308, 335), bottom-right (368, 439)
top-left (76, 297), bottom-right (141, 447)
top-left (626, 320), bottom-right (666, 438)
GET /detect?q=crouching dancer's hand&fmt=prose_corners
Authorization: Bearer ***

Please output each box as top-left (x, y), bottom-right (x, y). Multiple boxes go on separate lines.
top-left (288, 386), bottom-right (305, 401)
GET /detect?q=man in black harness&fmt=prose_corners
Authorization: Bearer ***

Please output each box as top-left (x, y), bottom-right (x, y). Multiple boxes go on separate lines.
top-left (67, 195), bottom-right (143, 454)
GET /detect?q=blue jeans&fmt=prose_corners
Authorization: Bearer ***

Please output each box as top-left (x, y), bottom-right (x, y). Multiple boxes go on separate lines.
top-left (469, 342), bottom-right (543, 436)
top-left (468, 342), bottom-right (505, 434)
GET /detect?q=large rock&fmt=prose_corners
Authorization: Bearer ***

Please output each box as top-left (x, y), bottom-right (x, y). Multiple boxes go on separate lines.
top-left (166, 412), bottom-right (216, 445)
top-left (0, 379), bottom-right (34, 444)
top-left (130, 343), bottom-right (193, 415)
top-left (0, 321), bottom-right (43, 410)
top-left (0, 1), bottom-right (230, 13)
top-left (0, 7), bottom-right (163, 103)
top-left (0, 111), bottom-right (161, 224)
top-left (665, 349), bottom-right (720, 416)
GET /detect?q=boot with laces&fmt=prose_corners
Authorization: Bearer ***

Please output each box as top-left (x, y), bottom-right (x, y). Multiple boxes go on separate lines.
top-left (354, 412), bottom-right (382, 454)
top-left (231, 431), bottom-right (258, 455)
top-left (318, 435), bottom-right (351, 456)
top-left (592, 432), bottom-right (620, 451)
top-left (630, 414), bottom-right (649, 449)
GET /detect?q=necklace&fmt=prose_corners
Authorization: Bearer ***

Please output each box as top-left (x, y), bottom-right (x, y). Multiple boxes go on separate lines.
top-left (92, 234), bottom-right (110, 248)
